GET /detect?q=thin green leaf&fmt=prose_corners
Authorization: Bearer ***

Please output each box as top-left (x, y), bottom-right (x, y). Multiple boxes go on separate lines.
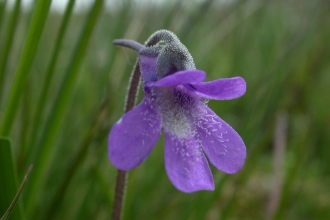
top-left (45, 99), bottom-right (110, 217)
top-left (0, 0), bottom-right (21, 105)
top-left (0, 0), bottom-right (7, 30)
top-left (0, 138), bottom-right (21, 220)
top-left (28, 0), bottom-right (76, 170)
top-left (1, 165), bottom-right (33, 220)
top-left (25, 0), bottom-right (105, 213)
top-left (0, 0), bottom-right (52, 136)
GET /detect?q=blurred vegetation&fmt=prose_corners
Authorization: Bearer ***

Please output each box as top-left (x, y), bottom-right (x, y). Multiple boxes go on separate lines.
top-left (0, 0), bottom-right (330, 219)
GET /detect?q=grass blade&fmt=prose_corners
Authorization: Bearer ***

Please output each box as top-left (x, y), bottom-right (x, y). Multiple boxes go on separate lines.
top-left (0, 0), bottom-right (52, 136)
top-left (25, 0), bottom-right (105, 214)
top-left (45, 99), bottom-right (110, 217)
top-left (27, 0), bottom-right (76, 169)
top-left (0, 138), bottom-right (21, 219)
top-left (1, 165), bottom-right (33, 220)
top-left (0, 0), bottom-right (21, 105)
top-left (0, 0), bottom-right (7, 30)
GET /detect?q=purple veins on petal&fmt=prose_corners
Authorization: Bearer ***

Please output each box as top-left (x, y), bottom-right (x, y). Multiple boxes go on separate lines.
top-left (164, 132), bottom-right (214, 193)
top-left (192, 77), bottom-right (246, 100)
top-left (194, 106), bottom-right (246, 174)
top-left (108, 98), bottom-right (161, 171)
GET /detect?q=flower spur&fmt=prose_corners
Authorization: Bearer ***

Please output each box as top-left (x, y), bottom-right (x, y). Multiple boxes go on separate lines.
top-left (109, 30), bottom-right (246, 193)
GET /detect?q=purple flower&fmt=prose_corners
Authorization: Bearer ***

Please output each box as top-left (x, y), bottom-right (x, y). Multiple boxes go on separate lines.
top-left (109, 31), bottom-right (246, 193)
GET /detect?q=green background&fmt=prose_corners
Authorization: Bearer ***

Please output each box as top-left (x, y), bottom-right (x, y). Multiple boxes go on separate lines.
top-left (0, 0), bottom-right (330, 219)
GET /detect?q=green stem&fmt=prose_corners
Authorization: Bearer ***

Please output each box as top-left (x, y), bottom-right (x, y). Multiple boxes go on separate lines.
top-left (111, 32), bottom-right (166, 220)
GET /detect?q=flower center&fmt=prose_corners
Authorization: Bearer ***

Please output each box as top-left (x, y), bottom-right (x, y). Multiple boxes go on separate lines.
top-left (155, 86), bottom-right (201, 139)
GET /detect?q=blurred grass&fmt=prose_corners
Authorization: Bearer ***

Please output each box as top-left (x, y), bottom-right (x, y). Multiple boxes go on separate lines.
top-left (0, 0), bottom-right (330, 219)
top-left (0, 138), bottom-right (21, 220)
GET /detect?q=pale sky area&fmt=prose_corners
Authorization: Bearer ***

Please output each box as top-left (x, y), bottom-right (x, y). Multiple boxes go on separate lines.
top-left (5, 0), bottom-right (180, 12)
top-left (6, 0), bottom-right (124, 12)
top-left (6, 0), bottom-right (233, 12)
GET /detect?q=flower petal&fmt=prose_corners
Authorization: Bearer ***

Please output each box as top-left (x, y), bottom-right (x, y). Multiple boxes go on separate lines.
top-left (164, 132), bottom-right (214, 193)
top-left (147, 70), bottom-right (206, 87)
top-left (139, 54), bottom-right (158, 83)
top-left (108, 98), bottom-right (161, 170)
top-left (192, 77), bottom-right (246, 100)
top-left (194, 106), bottom-right (246, 174)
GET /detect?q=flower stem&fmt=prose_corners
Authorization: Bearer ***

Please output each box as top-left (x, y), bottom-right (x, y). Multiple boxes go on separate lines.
top-left (112, 170), bottom-right (128, 220)
top-left (111, 32), bottom-right (162, 219)
top-left (111, 61), bottom-right (141, 220)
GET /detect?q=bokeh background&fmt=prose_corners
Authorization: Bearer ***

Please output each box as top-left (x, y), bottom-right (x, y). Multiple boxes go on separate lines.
top-left (1, 0), bottom-right (330, 219)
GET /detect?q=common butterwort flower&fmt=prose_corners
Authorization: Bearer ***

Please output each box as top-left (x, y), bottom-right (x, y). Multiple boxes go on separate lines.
top-left (109, 30), bottom-right (246, 193)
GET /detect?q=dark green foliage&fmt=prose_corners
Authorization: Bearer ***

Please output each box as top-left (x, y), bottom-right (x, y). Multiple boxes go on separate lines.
top-left (0, 138), bottom-right (21, 219)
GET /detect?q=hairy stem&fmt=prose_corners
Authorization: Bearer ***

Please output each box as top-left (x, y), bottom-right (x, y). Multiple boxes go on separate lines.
top-left (111, 32), bottom-right (162, 219)
top-left (111, 61), bottom-right (141, 220)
